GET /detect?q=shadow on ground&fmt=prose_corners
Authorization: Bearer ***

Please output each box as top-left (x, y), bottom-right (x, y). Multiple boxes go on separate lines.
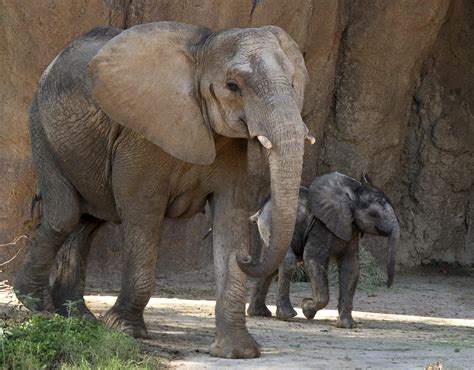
top-left (79, 271), bottom-right (474, 369)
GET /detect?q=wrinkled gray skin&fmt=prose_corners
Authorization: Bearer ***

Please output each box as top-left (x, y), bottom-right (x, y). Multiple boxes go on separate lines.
top-left (248, 172), bottom-right (400, 328)
top-left (14, 22), bottom-right (310, 359)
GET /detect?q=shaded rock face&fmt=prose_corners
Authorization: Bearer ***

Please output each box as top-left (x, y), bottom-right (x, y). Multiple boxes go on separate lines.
top-left (0, 0), bottom-right (472, 284)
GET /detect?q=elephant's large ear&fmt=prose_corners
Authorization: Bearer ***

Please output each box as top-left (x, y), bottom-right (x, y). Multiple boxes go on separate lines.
top-left (88, 22), bottom-right (215, 165)
top-left (308, 172), bottom-right (361, 241)
top-left (262, 26), bottom-right (308, 111)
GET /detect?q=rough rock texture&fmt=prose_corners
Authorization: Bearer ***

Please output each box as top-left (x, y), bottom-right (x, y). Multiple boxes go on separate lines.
top-left (398, 0), bottom-right (474, 266)
top-left (0, 0), bottom-right (472, 284)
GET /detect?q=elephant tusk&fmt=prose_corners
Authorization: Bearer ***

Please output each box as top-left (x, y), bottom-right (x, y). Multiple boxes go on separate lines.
top-left (257, 135), bottom-right (272, 150)
top-left (305, 134), bottom-right (316, 145)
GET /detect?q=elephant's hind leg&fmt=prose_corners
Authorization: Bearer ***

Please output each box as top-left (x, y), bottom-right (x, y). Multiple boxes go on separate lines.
top-left (52, 215), bottom-right (102, 318)
top-left (13, 170), bottom-right (81, 311)
top-left (14, 103), bottom-right (81, 310)
top-left (247, 270), bottom-right (277, 317)
top-left (336, 241), bottom-right (359, 329)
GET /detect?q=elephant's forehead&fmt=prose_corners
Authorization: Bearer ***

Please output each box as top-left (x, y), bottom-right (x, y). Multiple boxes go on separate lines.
top-left (212, 28), bottom-right (280, 54)
top-left (360, 188), bottom-right (391, 207)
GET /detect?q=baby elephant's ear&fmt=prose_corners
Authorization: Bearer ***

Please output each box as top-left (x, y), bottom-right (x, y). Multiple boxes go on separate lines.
top-left (88, 22), bottom-right (215, 165)
top-left (308, 172), bottom-right (361, 241)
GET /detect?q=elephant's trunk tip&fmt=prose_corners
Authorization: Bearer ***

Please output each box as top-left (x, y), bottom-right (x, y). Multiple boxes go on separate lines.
top-left (237, 255), bottom-right (272, 278)
top-left (305, 133), bottom-right (316, 145)
top-left (238, 255), bottom-right (253, 265)
top-left (386, 223), bottom-right (400, 288)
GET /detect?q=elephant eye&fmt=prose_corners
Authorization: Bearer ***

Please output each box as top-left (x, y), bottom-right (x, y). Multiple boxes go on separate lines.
top-left (226, 81), bottom-right (240, 93)
top-left (368, 210), bottom-right (380, 218)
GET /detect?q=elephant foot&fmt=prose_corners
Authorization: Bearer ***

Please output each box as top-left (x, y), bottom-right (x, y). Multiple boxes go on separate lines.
top-left (103, 308), bottom-right (148, 338)
top-left (276, 304), bottom-right (297, 320)
top-left (336, 316), bottom-right (357, 329)
top-left (210, 330), bottom-right (261, 359)
top-left (301, 298), bottom-right (317, 320)
top-left (247, 303), bottom-right (272, 317)
top-left (14, 272), bottom-right (54, 311)
top-left (53, 296), bottom-right (95, 320)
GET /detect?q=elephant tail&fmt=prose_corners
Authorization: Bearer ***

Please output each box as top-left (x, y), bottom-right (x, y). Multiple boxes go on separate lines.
top-left (202, 227), bottom-right (213, 240)
top-left (31, 190), bottom-right (43, 229)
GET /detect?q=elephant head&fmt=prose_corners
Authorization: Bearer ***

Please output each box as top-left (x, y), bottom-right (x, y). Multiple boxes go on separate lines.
top-left (309, 172), bottom-right (400, 287)
top-left (87, 22), bottom-right (310, 278)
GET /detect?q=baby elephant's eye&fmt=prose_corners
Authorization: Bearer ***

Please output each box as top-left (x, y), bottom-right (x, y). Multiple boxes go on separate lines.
top-left (226, 81), bottom-right (240, 93)
top-left (368, 210), bottom-right (380, 218)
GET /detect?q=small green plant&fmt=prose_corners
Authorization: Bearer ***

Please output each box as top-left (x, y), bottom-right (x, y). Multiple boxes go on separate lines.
top-left (63, 299), bottom-right (82, 318)
top-left (0, 312), bottom-right (160, 369)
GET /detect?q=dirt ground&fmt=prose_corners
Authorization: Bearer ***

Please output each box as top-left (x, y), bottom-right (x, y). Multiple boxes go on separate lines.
top-left (1, 270), bottom-right (473, 369)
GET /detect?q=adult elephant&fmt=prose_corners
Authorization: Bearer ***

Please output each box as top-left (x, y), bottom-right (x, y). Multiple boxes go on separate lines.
top-left (14, 22), bottom-right (312, 359)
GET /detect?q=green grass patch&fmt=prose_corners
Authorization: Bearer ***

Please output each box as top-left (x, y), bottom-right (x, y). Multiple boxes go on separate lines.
top-left (0, 312), bottom-right (160, 369)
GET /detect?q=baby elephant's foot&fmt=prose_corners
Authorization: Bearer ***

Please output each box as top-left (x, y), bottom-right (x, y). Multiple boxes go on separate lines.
top-left (276, 304), bottom-right (297, 320)
top-left (103, 308), bottom-right (148, 338)
top-left (301, 298), bottom-right (317, 320)
top-left (247, 303), bottom-right (272, 317)
top-left (210, 330), bottom-right (261, 359)
top-left (336, 316), bottom-right (357, 329)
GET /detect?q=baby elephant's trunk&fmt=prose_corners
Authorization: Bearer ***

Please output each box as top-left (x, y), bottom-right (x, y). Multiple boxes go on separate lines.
top-left (386, 222), bottom-right (400, 288)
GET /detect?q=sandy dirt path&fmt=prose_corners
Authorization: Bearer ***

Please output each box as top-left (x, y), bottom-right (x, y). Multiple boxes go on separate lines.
top-left (2, 271), bottom-right (473, 368)
top-left (90, 271), bottom-right (474, 369)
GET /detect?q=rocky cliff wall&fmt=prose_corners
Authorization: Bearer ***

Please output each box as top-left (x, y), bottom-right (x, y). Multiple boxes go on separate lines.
top-left (1, 0), bottom-right (472, 284)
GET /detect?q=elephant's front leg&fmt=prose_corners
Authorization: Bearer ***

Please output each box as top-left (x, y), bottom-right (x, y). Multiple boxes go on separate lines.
top-left (103, 215), bottom-right (164, 338)
top-left (209, 190), bottom-right (260, 359)
top-left (336, 240), bottom-right (359, 329)
top-left (301, 229), bottom-right (332, 320)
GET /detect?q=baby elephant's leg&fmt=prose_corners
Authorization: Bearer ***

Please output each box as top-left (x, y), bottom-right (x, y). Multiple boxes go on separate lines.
top-left (336, 242), bottom-right (359, 329)
top-left (276, 249), bottom-right (297, 320)
top-left (301, 236), bottom-right (331, 320)
top-left (247, 270), bottom-right (277, 317)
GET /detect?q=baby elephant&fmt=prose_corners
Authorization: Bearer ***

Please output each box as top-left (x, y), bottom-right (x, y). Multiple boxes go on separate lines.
top-left (247, 172), bottom-right (400, 328)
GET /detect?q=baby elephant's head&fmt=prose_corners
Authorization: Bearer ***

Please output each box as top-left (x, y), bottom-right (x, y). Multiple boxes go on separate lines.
top-left (352, 175), bottom-right (398, 238)
top-left (309, 172), bottom-right (400, 287)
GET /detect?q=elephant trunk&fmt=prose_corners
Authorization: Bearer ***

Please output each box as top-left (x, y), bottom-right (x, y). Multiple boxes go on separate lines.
top-left (238, 92), bottom-right (305, 278)
top-left (386, 221), bottom-right (400, 288)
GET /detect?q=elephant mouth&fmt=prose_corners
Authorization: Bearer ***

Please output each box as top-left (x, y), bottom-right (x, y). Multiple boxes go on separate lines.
top-left (375, 225), bottom-right (390, 237)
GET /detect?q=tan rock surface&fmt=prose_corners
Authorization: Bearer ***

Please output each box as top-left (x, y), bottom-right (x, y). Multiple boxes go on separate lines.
top-left (1, 0), bottom-right (472, 283)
